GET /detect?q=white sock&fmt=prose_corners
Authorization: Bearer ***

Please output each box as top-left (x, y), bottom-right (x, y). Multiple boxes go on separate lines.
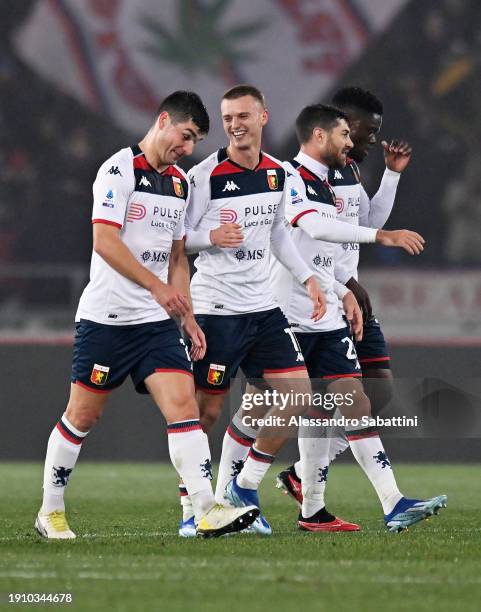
top-left (214, 422), bottom-right (253, 503)
top-left (167, 420), bottom-right (216, 522)
top-left (346, 428), bottom-right (402, 514)
top-left (298, 417), bottom-right (330, 518)
top-left (179, 484), bottom-right (194, 521)
top-left (42, 414), bottom-right (89, 514)
top-left (236, 444), bottom-right (274, 490)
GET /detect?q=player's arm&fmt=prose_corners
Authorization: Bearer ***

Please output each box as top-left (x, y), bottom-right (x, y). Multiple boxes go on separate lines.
top-left (168, 238), bottom-right (206, 360)
top-left (93, 224), bottom-right (189, 318)
top-left (271, 180), bottom-right (326, 321)
top-left (359, 140), bottom-right (412, 228)
top-left (184, 166), bottom-right (244, 253)
top-left (297, 214), bottom-right (424, 255)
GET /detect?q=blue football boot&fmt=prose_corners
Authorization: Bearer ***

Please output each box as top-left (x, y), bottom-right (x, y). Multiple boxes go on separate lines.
top-left (224, 477), bottom-right (272, 535)
top-left (384, 495), bottom-right (447, 533)
top-left (178, 515), bottom-right (196, 538)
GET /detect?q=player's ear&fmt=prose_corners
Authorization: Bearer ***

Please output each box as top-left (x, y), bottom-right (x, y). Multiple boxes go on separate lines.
top-left (157, 111), bottom-right (169, 130)
top-left (261, 108), bottom-right (269, 126)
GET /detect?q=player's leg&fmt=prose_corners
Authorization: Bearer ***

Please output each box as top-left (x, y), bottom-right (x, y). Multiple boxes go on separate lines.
top-left (357, 316), bottom-right (394, 417)
top-left (145, 371), bottom-right (258, 537)
top-left (36, 320), bottom-right (126, 539)
top-left (289, 329), bottom-right (361, 531)
top-left (224, 309), bottom-right (310, 531)
top-left (36, 383), bottom-right (110, 539)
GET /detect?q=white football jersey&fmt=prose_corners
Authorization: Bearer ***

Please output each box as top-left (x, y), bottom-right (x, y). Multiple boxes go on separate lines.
top-left (186, 148), bottom-right (290, 315)
top-left (270, 153), bottom-right (346, 333)
top-left (329, 162), bottom-right (400, 283)
top-left (76, 145), bottom-right (188, 324)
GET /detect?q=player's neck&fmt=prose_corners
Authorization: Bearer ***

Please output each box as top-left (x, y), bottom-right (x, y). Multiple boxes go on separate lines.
top-left (226, 145), bottom-right (261, 170)
top-left (138, 136), bottom-right (169, 174)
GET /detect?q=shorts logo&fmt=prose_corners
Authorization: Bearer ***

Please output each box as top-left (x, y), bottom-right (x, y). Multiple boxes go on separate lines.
top-left (90, 363), bottom-right (110, 386)
top-left (267, 169), bottom-right (278, 190)
top-left (127, 203), bottom-right (147, 222)
top-left (207, 363), bottom-right (226, 386)
top-left (220, 208), bottom-right (238, 224)
top-left (172, 176), bottom-right (184, 198)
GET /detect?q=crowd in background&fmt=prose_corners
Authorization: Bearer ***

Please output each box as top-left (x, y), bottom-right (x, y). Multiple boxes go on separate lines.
top-left (1, 0), bottom-right (480, 313)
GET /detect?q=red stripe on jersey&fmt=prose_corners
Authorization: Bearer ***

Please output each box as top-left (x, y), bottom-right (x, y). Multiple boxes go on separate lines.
top-left (162, 165), bottom-right (186, 180)
top-left (359, 357), bottom-right (390, 364)
top-left (298, 166), bottom-right (317, 182)
top-left (256, 153), bottom-right (283, 171)
top-left (133, 156), bottom-right (150, 171)
top-left (291, 209), bottom-right (317, 227)
top-left (92, 219), bottom-right (123, 229)
top-left (211, 160), bottom-right (245, 176)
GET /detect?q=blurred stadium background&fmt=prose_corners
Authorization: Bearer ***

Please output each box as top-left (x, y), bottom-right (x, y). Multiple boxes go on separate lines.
top-left (1, 0), bottom-right (480, 461)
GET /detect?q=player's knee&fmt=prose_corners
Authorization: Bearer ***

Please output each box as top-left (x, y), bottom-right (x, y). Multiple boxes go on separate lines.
top-left (170, 393), bottom-right (199, 422)
top-left (362, 373), bottom-right (394, 416)
top-left (65, 404), bottom-right (102, 431)
top-left (328, 378), bottom-right (371, 419)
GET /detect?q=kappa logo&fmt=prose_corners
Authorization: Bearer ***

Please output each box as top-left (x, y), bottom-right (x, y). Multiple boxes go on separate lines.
top-left (127, 203), bottom-right (147, 222)
top-left (307, 185), bottom-right (318, 196)
top-left (107, 166), bottom-right (122, 176)
top-left (220, 208), bottom-right (238, 224)
top-left (222, 180), bottom-right (240, 192)
top-left (139, 175), bottom-right (151, 188)
top-left (333, 169), bottom-right (343, 180)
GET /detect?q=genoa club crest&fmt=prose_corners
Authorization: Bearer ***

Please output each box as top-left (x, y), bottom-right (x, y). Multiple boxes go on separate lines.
top-left (267, 169), bottom-right (278, 190)
top-left (172, 176), bottom-right (184, 198)
top-left (207, 363), bottom-right (226, 386)
top-left (90, 363), bottom-right (110, 386)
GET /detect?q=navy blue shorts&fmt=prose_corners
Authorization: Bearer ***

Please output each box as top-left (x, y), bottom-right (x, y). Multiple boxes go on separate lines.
top-left (194, 308), bottom-right (306, 393)
top-left (71, 319), bottom-right (193, 394)
top-left (296, 326), bottom-right (362, 380)
top-left (355, 316), bottom-right (391, 371)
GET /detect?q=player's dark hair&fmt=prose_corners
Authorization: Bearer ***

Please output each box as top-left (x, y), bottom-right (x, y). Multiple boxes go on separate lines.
top-left (295, 104), bottom-right (349, 144)
top-left (158, 91), bottom-right (210, 134)
top-left (222, 84), bottom-right (266, 108)
top-left (332, 86), bottom-right (383, 116)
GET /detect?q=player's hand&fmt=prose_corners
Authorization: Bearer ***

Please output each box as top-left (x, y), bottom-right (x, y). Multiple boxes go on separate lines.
top-left (342, 291), bottom-right (363, 342)
top-left (151, 282), bottom-right (191, 318)
top-left (345, 277), bottom-right (372, 324)
top-left (182, 314), bottom-right (207, 361)
top-left (304, 276), bottom-right (327, 322)
top-left (382, 139), bottom-right (412, 173)
top-left (376, 229), bottom-right (425, 255)
top-left (210, 223), bottom-right (244, 248)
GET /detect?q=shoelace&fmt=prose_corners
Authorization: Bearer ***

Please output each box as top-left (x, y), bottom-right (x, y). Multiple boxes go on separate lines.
top-left (47, 511), bottom-right (70, 532)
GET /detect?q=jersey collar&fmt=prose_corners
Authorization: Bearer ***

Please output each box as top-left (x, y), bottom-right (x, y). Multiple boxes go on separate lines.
top-left (295, 151), bottom-right (329, 181)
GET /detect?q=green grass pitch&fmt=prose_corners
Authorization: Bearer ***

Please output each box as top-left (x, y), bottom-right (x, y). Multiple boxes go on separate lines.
top-left (1, 463), bottom-right (480, 612)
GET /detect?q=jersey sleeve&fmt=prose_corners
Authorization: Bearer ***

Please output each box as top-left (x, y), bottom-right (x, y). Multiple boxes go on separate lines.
top-left (92, 152), bottom-right (134, 229)
top-left (359, 168), bottom-right (401, 228)
top-left (184, 164), bottom-right (214, 253)
top-left (282, 164), bottom-right (317, 226)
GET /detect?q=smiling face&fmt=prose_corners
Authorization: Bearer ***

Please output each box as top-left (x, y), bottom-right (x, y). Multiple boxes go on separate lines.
top-left (321, 118), bottom-right (353, 168)
top-left (155, 112), bottom-right (203, 165)
top-left (347, 111), bottom-right (382, 163)
top-left (221, 95), bottom-right (268, 154)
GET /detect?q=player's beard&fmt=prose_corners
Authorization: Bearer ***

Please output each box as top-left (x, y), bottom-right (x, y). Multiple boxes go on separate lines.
top-left (324, 142), bottom-right (347, 169)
